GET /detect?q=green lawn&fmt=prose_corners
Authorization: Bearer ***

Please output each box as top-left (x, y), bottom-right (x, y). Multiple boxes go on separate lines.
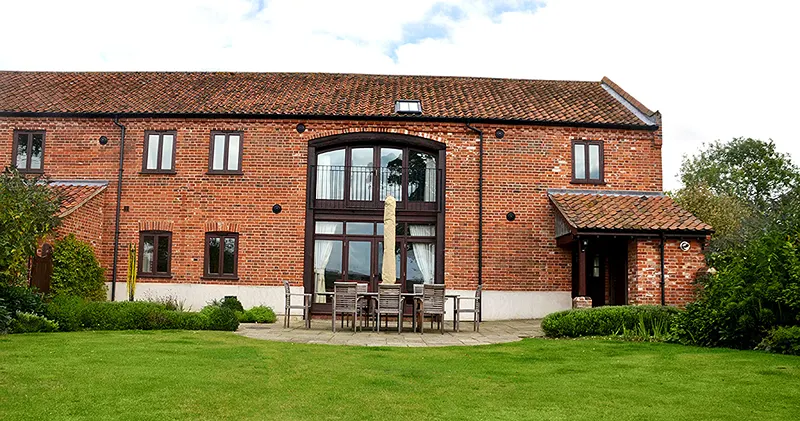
top-left (1, 331), bottom-right (798, 421)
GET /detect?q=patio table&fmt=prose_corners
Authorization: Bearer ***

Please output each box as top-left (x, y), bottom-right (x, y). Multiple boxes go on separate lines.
top-left (317, 291), bottom-right (460, 332)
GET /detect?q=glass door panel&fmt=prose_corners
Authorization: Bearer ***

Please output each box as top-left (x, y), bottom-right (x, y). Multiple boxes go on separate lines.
top-left (313, 239), bottom-right (343, 303)
top-left (350, 148), bottom-right (373, 201)
top-left (347, 241), bottom-right (372, 283)
top-left (380, 148), bottom-right (403, 201)
top-left (316, 150), bottom-right (345, 200)
top-left (408, 151), bottom-right (436, 202)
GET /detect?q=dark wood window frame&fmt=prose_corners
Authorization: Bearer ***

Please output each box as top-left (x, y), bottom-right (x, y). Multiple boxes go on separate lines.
top-left (312, 221), bottom-right (438, 298)
top-left (571, 140), bottom-right (605, 184)
top-left (141, 131), bottom-right (177, 174)
top-left (204, 232), bottom-right (240, 279)
top-left (207, 131), bottom-right (244, 175)
top-left (138, 231), bottom-right (172, 278)
top-left (11, 130), bottom-right (46, 174)
top-left (305, 133), bottom-right (447, 313)
top-left (313, 145), bottom-right (440, 211)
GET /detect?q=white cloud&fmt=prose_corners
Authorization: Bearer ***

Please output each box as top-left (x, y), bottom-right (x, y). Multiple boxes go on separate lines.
top-left (0, 0), bottom-right (797, 190)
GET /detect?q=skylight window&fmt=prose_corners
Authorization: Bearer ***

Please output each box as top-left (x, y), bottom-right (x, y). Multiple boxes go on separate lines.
top-left (394, 100), bottom-right (422, 114)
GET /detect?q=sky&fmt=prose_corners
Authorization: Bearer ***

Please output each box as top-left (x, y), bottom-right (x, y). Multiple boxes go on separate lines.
top-left (1, 0), bottom-right (797, 190)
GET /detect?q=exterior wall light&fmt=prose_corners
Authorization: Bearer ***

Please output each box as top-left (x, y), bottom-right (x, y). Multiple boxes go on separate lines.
top-left (506, 212), bottom-right (516, 221)
top-left (296, 123), bottom-right (306, 133)
top-left (272, 204), bottom-right (282, 214)
top-left (99, 136), bottom-right (109, 145)
top-left (495, 129), bottom-right (505, 139)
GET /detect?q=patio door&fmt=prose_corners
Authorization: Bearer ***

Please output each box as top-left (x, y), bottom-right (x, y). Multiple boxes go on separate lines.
top-left (345, 238), bottom-right (384, 291)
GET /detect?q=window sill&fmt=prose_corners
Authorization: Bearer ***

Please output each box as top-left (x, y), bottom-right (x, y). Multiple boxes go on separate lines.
top-left (570, 180), bottom-right (606, 186)
top-left (201, 276), bottom-right (240, 281)
top-left (16, 169), bottom-right (44, 175)
top-left (206, 171), bottom-right (244, 176)
top-left (138, 273), bottom-right (173, 279)
top-left (139, 170), bottom-right (177, 175)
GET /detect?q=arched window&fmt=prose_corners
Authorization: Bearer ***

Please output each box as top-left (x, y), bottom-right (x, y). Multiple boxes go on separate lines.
top-left (306, 134), bottom-right (445, 309)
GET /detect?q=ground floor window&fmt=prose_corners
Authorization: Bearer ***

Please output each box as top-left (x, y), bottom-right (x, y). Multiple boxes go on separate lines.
top-left (312, 220), bottom-right (436, 303)
top-left (138, 231), bottom-right (171, 277)
top-left (205, 232), bottom-right (239, 279)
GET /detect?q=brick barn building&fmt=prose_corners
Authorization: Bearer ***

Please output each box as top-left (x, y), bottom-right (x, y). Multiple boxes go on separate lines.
top-left (0, 71), bottom-right (711, 319)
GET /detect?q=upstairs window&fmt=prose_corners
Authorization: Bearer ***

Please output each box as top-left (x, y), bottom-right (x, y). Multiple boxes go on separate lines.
top-left (142, 131), bottom-right (176, 173)
top-left (139, 231), bottom-right (172, 277)
top-left (12, 130), bottom-right (45, 173)
top-left (209, 132), bottom-right (242, 174)
top-left (394, 100), bottom-right (422, 114)
top-left (572, 140), bottom-right (604, 184)
top-left (205, 232), bottom-right (239, 279)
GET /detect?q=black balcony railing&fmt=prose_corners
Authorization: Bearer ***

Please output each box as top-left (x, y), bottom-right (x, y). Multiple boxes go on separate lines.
top-left (311, 165), bottom-right (440, 211)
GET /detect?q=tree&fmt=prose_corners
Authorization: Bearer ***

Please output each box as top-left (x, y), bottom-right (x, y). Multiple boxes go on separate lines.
top-left (679, 137), bottom-right (799, 212)
top-left (670, 184), bottom-right (750, 245)
top-left (0, 168), bottom-right (61, 285)
top-left (674, 138), bottom-right (800, 249)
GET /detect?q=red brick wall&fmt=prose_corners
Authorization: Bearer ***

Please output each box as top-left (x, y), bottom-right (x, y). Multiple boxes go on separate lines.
top-left (0, 116), bottom-right (664, 293)
top-left (627, 238), bottom-right (705, 306)
top-left (56, 190), bottom-right (107, 262)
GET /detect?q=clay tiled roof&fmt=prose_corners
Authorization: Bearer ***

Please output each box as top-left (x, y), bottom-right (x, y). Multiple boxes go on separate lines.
top-left (0, 71), bottom-right (656, 128)
top-left (49, 181), bottom-right (108, 217)
top-left (549, 190), bottom-right (713, 233)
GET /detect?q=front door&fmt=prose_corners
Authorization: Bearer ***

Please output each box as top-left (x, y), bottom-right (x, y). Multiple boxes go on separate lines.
top-left (607, 239), bottom-right (628, 305)
top-left (587, 248), bottom-right (605, 306)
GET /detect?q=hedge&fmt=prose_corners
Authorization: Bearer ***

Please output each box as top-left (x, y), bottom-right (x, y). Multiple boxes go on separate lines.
top-left (44, 297), bottom-right (239, 332)
top-left (541, 305), bottom-right (681, 338)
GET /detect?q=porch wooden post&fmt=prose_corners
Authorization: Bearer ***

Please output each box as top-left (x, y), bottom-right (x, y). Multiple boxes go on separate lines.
top-left (578, 239), bottom-right (587, 297)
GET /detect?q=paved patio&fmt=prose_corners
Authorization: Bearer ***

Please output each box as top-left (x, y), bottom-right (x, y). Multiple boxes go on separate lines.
top-left (236, 318), bottom-right (543, 347)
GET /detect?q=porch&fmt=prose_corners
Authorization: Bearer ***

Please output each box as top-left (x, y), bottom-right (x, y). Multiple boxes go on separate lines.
top-left (236, 318), bottom-right (543, 347)
top-left (548, 189), bottom-right (713, 308)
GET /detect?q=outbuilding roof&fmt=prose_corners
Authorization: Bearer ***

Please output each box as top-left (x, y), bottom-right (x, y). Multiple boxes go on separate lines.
top-left (548, 190), bottom-right (713, 235)
top-left (0, 71), bottom-right (657, 128)
top-left (49, 180), bottom-right (108, 217)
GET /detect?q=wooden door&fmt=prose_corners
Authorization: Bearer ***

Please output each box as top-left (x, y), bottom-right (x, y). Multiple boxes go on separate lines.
top-left (30, 243), bottom-right (53, 294)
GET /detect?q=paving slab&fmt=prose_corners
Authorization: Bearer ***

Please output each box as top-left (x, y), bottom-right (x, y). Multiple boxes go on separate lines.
top-left (236, 318), bottom-right (542, 347)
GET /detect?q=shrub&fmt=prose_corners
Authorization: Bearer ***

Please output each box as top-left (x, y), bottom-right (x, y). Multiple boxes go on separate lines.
top-left (238, 306), bottom-right (277, 323)
top-left (9, 312), bottom-right (59, 333)
top-left (146, 295), bottom-right (186, 312)
top-left (201, 305), bottom-right (240, 331)
top-left (0, 168), bottom-right (61, 286)
top-left (218, 296), bottom-right (244, 313)
top-left (0, 304), bottom-right (10, 334)
top-left (174, 312), bottom-right (210, 330)
top-left (44, 295), bottom-right (84, 332)
top-left (671, 228), bottom-right (800, 349)
top-left (0, 283), bottom-right (44, 315)
top-left (756, 326), bottom-right (800, 356)
top-left (542, 305), bottom-right (680, 338)
top-left (80, 301), bottom-right (171, 330)
top-left (50, 235), bottom-right (106, 301)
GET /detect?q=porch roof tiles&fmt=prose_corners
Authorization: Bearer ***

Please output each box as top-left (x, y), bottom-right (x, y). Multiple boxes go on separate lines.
top-left (0, 71), bottom-right (657, 128)
top-left (548, 190), bottom-right (713, 234)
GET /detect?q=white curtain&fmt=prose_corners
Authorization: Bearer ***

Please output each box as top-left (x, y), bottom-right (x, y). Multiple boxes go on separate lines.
top-left (424, 156), bottom-right (436, 202)
top-left (409, 225), bottom-right (436, 284)
top-left (314, 222), bottom-right (339, 303)
top-left (316, 153), bottom-right (343, 200)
